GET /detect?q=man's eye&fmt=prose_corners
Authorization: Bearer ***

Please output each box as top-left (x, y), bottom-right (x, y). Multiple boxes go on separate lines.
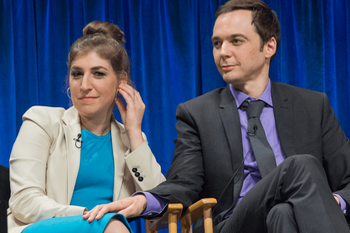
top-left (233, 39), bottom-right (242, 44)
top-left (213, 41), bottom-right (222, 48)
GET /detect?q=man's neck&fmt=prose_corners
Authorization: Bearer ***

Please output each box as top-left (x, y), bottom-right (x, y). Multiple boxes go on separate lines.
top-left (231, 77), bottom-right (269, 99)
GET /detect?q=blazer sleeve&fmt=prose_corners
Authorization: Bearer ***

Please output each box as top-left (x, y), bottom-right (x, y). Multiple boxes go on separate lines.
top-left (148, 103), bottom-right (205, 207)
top-left (9, 107), bottom-right (85, 224)
top-left (124, 134), bottom-right (166, 191)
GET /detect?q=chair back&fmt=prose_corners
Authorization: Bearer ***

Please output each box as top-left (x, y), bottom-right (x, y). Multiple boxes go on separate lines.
top-left (0, 165), bottom-right (10, 233)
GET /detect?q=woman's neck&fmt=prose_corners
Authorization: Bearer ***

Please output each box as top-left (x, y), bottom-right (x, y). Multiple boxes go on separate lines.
top-left (80, 114), bottom-right (112, 136)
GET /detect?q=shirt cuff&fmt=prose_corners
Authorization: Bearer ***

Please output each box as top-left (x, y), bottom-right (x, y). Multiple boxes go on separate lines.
top-left (334, 194), bottom-right (347, 215)
top-left (132, 191), bottom-right (168, 217)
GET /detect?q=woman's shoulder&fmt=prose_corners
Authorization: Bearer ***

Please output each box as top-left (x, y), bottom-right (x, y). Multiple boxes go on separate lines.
top-left (22, 106), bottom-right (72, 129)
top-left (24, 106), bottom-right (67, 120)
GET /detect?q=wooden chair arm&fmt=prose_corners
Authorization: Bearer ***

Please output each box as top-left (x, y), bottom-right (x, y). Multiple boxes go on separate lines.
top-left (145, 198), bottom-right (217, 233)
top-left (145, 203), bottom-right (183, 233)
top-left (180, 198), bottom-right (217, 233)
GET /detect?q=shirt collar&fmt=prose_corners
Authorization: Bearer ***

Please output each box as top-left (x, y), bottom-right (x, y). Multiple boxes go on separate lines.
top-left (229, 79), bottom-right (273, 109)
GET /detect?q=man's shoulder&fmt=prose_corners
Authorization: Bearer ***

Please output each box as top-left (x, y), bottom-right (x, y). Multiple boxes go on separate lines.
top-left (273, 82), bottom-right (325, 99)
top-left (182, 87), bottom-right (229, 107)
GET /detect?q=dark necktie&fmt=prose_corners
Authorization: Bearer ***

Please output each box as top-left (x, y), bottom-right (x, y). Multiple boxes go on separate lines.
top-left (242, 100), bottom-right (277, 178)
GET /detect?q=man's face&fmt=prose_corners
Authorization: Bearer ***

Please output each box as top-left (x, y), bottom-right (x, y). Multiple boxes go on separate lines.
top-left (212, 10), bottom-right (270, 87)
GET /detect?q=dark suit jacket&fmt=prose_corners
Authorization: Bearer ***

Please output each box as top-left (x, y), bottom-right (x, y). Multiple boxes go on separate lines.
top-left (149, 81), bottom-right (350, 231)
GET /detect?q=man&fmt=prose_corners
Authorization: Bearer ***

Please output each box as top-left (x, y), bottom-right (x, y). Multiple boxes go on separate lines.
top-left (84, 0), bottom-right (350, 232)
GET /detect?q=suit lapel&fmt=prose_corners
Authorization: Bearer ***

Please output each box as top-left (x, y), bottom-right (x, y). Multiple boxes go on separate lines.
top-left (62, 106), bottom-right (82, 203)
top-left (216, 87), bottom-right (244, 217)
top-left (219, 87), bottom-right (244, 169)
top-left (271, 81), bottom-right (296, 157)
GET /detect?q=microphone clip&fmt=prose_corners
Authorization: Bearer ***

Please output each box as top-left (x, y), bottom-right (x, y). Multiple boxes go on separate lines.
top-left (73, 133), bottom-right (83, 148)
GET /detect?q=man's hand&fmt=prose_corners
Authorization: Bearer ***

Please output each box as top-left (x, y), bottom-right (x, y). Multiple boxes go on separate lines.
top-left (334, 195), bottom-right (340, 206)
top-left (82, 194), bottom-right (147, 222)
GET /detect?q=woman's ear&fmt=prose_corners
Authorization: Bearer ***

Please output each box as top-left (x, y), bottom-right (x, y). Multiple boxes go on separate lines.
top-left (119, 71), bottom-right (128, 83)
top-left (116, 72), bottom-right (128, 98)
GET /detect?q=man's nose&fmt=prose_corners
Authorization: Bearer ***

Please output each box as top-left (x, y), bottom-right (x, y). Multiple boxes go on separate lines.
top-left (220, 41), bottom-right (232, 57)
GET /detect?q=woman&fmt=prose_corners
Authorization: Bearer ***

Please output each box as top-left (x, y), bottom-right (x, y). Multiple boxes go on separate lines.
top-left (7, 21), bottom-right (165, 233)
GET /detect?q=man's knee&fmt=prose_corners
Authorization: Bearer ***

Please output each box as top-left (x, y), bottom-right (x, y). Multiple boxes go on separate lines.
top-left (276, 154), bottom-right (328, 191)
top-left (284, 154), bottom-right (320, 166)
top-left (281, 154), bottom-right (324, 174)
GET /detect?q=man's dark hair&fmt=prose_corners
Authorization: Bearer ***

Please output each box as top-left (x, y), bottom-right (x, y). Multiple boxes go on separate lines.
top-left (216, 0), bottom-right (281, 63)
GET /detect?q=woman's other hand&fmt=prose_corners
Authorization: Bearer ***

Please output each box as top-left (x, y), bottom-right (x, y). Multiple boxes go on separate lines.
top-left (115, 82), bottom-right (145, 151)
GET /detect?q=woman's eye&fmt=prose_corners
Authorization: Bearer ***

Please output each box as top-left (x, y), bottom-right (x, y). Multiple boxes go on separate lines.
top-left (71, 72), bottom-right (82, 78)
top-left (94, 72), bottom-right (106, 78)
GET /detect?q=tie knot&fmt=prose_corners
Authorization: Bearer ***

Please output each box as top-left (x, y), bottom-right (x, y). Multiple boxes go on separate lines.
top-left (242, 100), bottom-right (265, 119)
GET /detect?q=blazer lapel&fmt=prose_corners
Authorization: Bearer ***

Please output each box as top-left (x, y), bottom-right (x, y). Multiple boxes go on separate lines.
top-left (62, 106), bottom-right (82, 203)
top-left (271, 81), bottom-right (296, 157)
top-left (110, 120), bottom-right (129, 200)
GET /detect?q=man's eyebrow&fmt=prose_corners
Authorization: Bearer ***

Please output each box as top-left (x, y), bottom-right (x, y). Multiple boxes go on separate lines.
top-left (211, 33), bottom-right (249, 42)
top-left (229, 34), bottom-right (249, 41)
top-left (211, 36), bottom-right (220, 42)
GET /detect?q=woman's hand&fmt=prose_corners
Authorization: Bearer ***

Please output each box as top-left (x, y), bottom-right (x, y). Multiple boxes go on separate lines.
top-left (115, 82), bottom-right (145, 151)
top-left (82, 195), bottom-right (147, 222)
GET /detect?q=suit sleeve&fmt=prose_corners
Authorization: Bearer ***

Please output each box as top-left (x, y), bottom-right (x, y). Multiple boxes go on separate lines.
top-left (148, 103), bottom-right (205, 207)
top-left (9, 107), bottom-right (85, 224)
top-left (320, 94), bottom-right (350, 206)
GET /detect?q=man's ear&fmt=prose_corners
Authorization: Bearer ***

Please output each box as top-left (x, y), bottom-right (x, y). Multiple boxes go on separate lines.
top-left (265, 37), bottom-right (277, 60)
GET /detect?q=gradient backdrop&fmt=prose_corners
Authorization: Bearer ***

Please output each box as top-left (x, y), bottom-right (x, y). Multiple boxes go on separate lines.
top-left (1, 0), bottom-right (350, 232)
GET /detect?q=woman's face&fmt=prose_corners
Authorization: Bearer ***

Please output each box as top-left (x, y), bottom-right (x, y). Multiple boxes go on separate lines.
top-left (69, 51), bottom-right (118, 119)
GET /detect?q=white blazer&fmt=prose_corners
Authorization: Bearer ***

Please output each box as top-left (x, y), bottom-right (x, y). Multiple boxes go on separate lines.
top-left (7, 106), bottom-right (165, 233)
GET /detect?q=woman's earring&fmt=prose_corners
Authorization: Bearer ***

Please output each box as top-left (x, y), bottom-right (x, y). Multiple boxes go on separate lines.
top-left (115, 89), bottom-right (119, 98)
top-left (67, 87), bottom-right (71, 99)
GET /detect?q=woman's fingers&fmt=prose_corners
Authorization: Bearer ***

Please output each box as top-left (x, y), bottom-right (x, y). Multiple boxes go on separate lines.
top-left (117, 83), bottom-right (145, 131)
top-left (118, 83), bottom-right (145, 110)
top-left (116, 83), bottom-right (145, 150)
top-left (115, 97), bottom-right (126, 122)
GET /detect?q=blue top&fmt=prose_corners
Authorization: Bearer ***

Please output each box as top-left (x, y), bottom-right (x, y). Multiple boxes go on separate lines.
top-left (70, 129), bottom-right (115, 210)
top-left (23, 129), bottom-right (133, 233)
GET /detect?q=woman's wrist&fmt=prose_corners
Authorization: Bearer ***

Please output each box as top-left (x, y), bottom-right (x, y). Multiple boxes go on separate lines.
top-left (127, 129), bottom-right (144, 151)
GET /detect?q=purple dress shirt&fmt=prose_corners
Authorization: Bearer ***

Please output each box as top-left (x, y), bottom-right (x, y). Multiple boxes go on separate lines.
top-left (139, 79), bottom-right (347, 217)
top-left (229, 80), bottom-right (285, 208)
